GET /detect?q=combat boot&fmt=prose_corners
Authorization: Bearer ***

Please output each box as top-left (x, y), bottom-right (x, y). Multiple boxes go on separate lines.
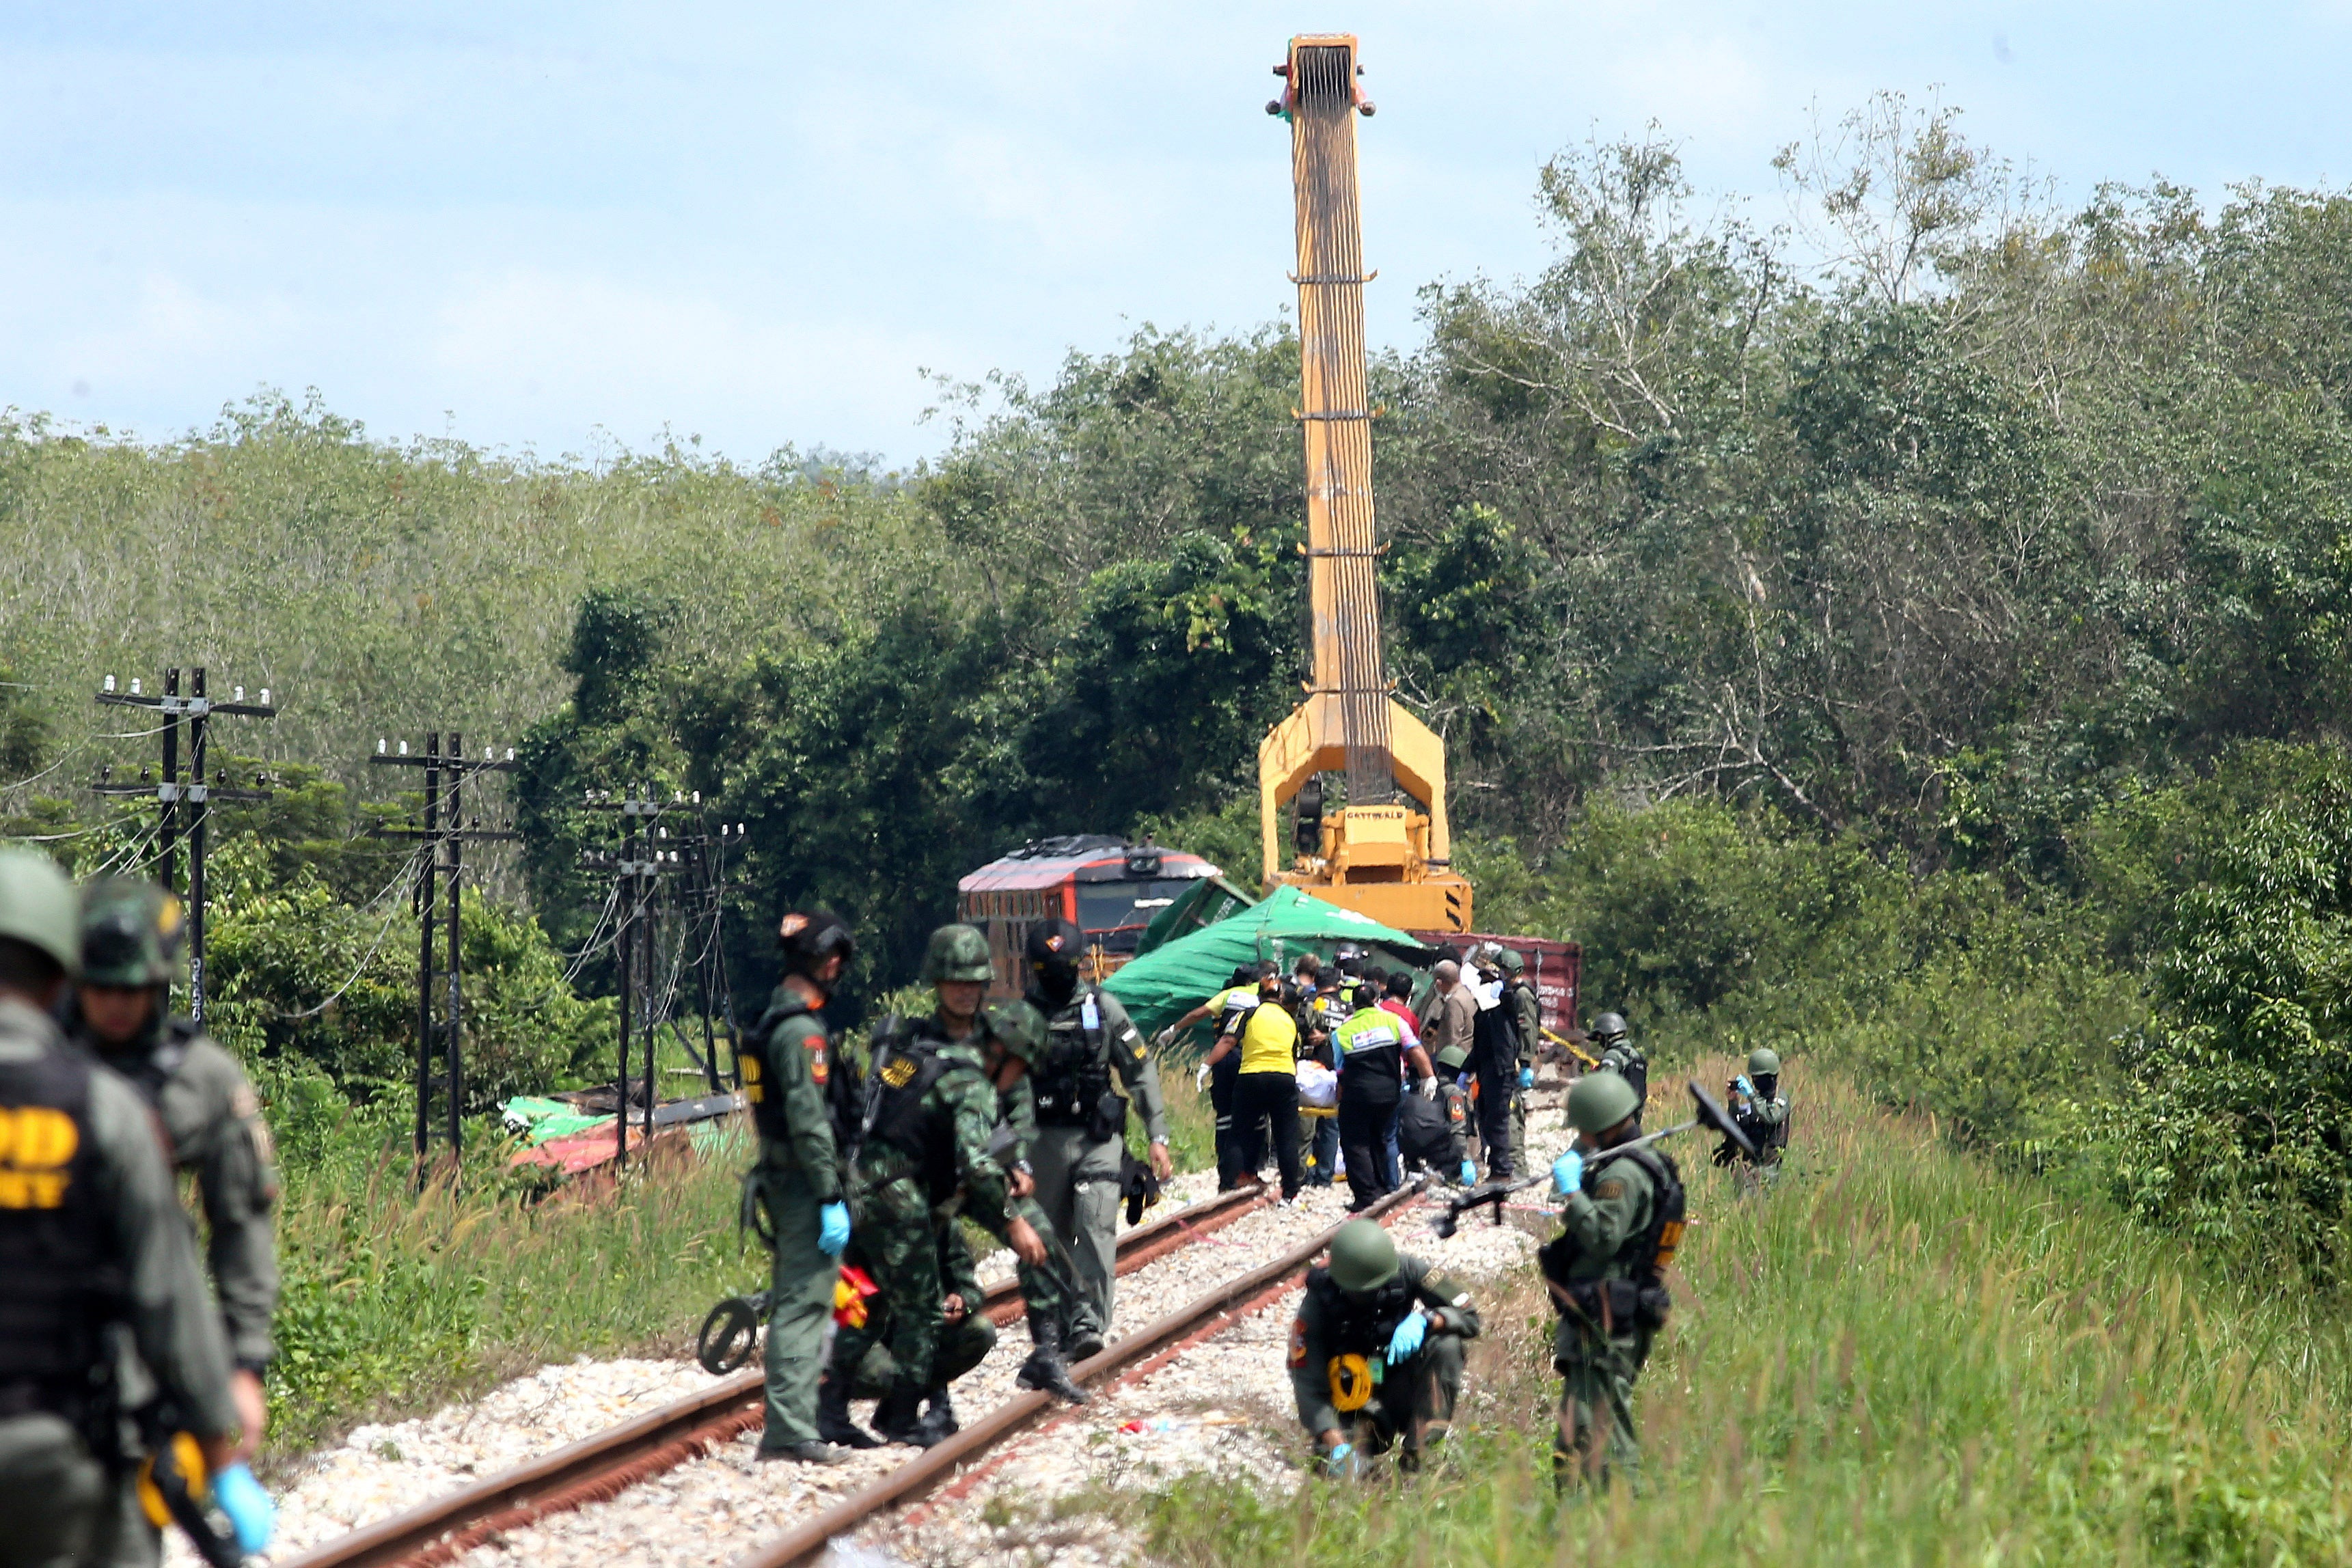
top-left (873, 1379), bottom-right (953, 1448)
top-left (816, 1374), bottom-right (882, 1450)
top-left (1016, 1313), bottom-right (1089, 1405)
top-left (923, 1384), bottom-right (959, 1437)
top-left (1065, 1309), bottom-right (1106, 1364)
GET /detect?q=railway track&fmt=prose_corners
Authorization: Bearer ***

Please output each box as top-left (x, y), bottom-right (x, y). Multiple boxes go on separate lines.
top-left (276, 1179), bottom-right (1368, 1568)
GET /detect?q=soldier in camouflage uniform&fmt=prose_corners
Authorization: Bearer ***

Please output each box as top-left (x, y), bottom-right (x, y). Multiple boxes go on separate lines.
top-left (830, 925), bottom-right (1082, 1448)
top-left (70, 878), bottom-right (281, 1562)
top-left (738, 909), bottom-right (856, 1464)
top-left (837, 1224), bottom-right (998, 1433)
top-left (1289, 1219), bottom-right (1479, 1476)
top-left (1542, 1070), bottom-right (1680, 1494)
top-left (0, 855), bottom-right (254, 1565)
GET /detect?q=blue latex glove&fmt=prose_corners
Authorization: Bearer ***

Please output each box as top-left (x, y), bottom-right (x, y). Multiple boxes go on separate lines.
top-left (213, 1463), bottom-right (276, 1554)
top-left (817, 1202), bottom-right (851, 1257)
top-left (1319, 1441), bottom-right (1354, 1476)
top-left (1736, 1074), bottom-right (1755, 1098)
top-left (1552, 1149), bottom-right (1585, 1196)
top-left (1386, 1309), bottom-right (1427, 1364)
top-left (1458, 1158), bottom-right (1477, 1186)
top-left (1518, 1066), bottom-right (1535, 1091)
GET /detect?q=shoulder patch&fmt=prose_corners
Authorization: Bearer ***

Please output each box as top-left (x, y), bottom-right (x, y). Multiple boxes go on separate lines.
top-left (804, 1035), bottom-right (830, 1084)
top-left (880, 1056), bottom-right (918, 1089)
top-left (1595, 1179), bottom-right (1627, 1200)
top-left (1287, 1316), bottom-right (1309, 1367)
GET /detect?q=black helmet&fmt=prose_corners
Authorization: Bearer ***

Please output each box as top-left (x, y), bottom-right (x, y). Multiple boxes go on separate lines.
top-left (1024, 918), bottom-right (1085, 1010)
top-left (777, 908), bottom-right (854, 982)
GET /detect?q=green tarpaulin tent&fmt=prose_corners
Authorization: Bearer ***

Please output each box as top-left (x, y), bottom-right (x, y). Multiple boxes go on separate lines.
top-left (1134, 873), bottom-right (1260, 957)
top-left (1104, 885), bottom-right (1436, 1043)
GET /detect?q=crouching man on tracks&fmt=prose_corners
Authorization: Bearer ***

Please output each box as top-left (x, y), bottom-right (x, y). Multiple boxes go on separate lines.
top-left (827, 926), bottom-right (1088, 1450)
top-left (739, 908), bottom-right (858, 1466)
top-left (1289, 1218), bottom-right (1479, 1477)
top-left (828, 1228), bottom-right (998, 1440)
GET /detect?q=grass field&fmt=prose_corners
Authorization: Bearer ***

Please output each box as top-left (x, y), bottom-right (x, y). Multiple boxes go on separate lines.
top-left (1121, 1067), bottom-right (2352, 1566)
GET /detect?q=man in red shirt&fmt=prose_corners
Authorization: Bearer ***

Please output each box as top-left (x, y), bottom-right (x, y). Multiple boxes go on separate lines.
top-left (1378, 969), bottom-right (1419, 1033)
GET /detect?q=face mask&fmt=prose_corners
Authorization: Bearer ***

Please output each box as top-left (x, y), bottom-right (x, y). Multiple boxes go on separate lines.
top-left (1031, 961), bottom-right (1079, 1010)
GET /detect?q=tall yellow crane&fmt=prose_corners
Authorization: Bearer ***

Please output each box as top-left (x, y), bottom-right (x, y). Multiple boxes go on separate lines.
top-left (1257, 33), bottom-right (1473, 935)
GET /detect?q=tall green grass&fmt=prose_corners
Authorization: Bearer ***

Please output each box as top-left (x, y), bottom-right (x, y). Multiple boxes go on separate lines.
top-left (1119, 1068), bottom-right (2352, 1565)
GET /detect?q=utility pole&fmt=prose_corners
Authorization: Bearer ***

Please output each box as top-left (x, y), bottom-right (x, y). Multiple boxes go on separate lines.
top-left (372, 732), bottom-right (519, 1168)
top-left (580, 790), bottom-right (676, 1169)
top-left (94, 667), bottom-right (278, 1023)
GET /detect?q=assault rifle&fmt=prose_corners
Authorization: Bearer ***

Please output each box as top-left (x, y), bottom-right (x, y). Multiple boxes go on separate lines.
top-left (1429, 1080), bottom-right (1753, 1239)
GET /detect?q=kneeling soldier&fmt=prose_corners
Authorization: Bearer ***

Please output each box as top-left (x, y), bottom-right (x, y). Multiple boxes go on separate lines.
top-left (1543, 1070), bottom-right (1684, 1494)
top-left (834, 1226), bottom-right (998, 1438)
top-left (1289, 1218), bottom-right (1479, 1476)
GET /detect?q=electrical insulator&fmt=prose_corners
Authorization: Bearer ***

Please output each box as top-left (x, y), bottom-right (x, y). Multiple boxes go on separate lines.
top-left (234, 685), bottom-right (245, 702)
top-left (258, 689), bottom-right (270, 705)
top-left (130, 678), bottom-right (143, 696)
top-left (398, 741), bottom-right (409, 756)
top-left (102, 675), bottom-right (116, 693)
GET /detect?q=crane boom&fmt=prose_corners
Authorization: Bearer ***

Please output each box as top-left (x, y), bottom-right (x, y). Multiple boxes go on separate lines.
top-left (1257, 33), bottom-right (1473, 935)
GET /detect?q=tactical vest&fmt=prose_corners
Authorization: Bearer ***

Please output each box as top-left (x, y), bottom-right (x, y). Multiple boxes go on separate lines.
top-left (1395, 1089), bottom-right (1455, 1165)
top-left (0, 1039), bottom-right (115, 1401)
top-left (1538, 1142), bottom-right (1685, 1332)
top-left (1304, 1266), bottom-right (1417, 1357)
top-left (1031, 988), bottom-right (1115, 1129)
top-left (741, 995), bottom-right (825, 1149)
top-left (860, 1028), bottom-right (966, 1203)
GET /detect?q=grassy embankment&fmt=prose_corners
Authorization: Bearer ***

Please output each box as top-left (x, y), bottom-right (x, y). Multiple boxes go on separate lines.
top-left (263, 1056), bottom-right (1218, 1463)
top-left (1115, 1067), bottom-right (2352, 1565)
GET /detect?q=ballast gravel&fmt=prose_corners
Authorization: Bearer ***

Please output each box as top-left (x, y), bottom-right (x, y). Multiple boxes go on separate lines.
top-left (223, 1095), bottom-right (1585, 1568)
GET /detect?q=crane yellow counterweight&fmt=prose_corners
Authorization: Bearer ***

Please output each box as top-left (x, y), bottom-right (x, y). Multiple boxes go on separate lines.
top-left (1257, 33), bottom-right (1471, 935)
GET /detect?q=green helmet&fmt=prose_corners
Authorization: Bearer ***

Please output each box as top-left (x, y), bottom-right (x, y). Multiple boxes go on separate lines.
top-left (1326, 1218), bottom-right (1399, 1293)
top-left (0, 851), bottom-right (79, 977)
top-left (80, 878), bottom-right (185, 989)
top-left (1434, 1042), bottom-right (1471, 1072)
top-left (1568, 1069), bottom-right (1641, 1135)
top-left (1747, 1047), bottom-right (1781, 1077)
top-left (1589, 1010), bottom-right (1629, 1045)
top-left (984, 998), bottom-right (1047, 1065)
top-left (921, 923), bottom-right (995, 984)
top-left (1497, 948), bottom-right (1524, 975)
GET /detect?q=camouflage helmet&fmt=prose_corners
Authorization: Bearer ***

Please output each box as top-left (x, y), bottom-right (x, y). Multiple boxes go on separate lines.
top-left (1497, 947), bottom-right (1525, 975)
top-left (80, 878), bottom-right (185, 989)
top-left (921, 923), bottom-right (995, 985)
top-left (0, 851), bottom-right (80, 977)
top-left (1589, 1010), bottom-right (1629, 1045)
top-left (1568, 1069), bottom-right (1641, 1135)
top-left (1326, 1218), bottom-right (1399, 1293)
top-left (1747, 1047), bottom-right (1781, 1077)
top-left (983, 998), bottom-right (1048, 1065)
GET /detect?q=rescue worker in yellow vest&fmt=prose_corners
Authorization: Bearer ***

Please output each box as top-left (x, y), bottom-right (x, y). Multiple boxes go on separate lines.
top-left (1330, 992), bottom-right (1434, 1212)
top-left (1289, 1219), bottom-right (1479, 1476)
top-left (1542, 1070), bottom-right (1683, 1494)
top-left (0, 853), bottom-right (249, 1568)
top-left (741, 909), bottom-right (856, 1464)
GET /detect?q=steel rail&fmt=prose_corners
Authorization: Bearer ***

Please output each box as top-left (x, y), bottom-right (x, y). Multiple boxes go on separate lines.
top-left (274, 1184), bottom-right (1270, 1568)
top-left (727, 1178), bottom-right (1429, 1568)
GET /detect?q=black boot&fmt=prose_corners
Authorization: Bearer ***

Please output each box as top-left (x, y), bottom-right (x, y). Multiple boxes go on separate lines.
top-left (924, 1385), bottom-right (959, 1437)
top-left (1065, 1310), bottom-right (1106, 1364)
top-left (816, 1374), bottom-right (882, 1450)
top-left (1017, 1313), bottom-right (1089, 1405)
top-left (874, 1379), bottom-right (951, 1448)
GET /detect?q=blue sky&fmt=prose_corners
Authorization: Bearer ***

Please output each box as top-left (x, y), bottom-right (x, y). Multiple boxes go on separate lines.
top-left (3, 2), bottom-right (2347, 467)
